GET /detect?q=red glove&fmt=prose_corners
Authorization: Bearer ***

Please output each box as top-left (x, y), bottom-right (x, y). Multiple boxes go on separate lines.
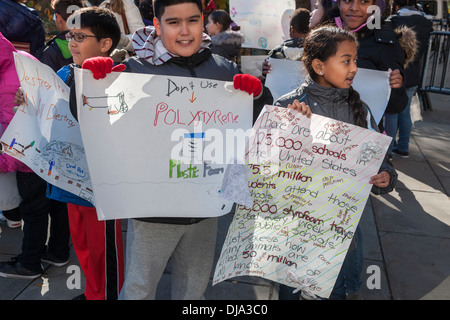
top-left (233, 74), bottom-right (263, 97)
top-left (82, 57), bottom-right (126, 80)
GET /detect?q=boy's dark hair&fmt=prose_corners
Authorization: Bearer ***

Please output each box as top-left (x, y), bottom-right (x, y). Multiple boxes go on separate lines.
top-left (303, 26), bottom-right (367, 129)
top-left (67, 7), bottom-right (121, 55)
top-left (152, 0), bottom-right (202, 20)
top-left (290, 8), bottom-right (310, 35)
top-left (51, 0), bottom-right (85, 21)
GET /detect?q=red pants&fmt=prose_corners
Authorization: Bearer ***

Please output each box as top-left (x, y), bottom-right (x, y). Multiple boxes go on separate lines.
top-left (67, 203), bottom-right (124, 300)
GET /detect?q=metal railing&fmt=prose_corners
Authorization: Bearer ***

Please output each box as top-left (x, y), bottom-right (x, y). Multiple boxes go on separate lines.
top-left (419, 30), bottom-right (450, 110)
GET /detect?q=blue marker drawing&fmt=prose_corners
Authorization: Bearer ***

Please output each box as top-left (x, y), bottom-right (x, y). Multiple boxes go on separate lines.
top-left (48, 160), bottom-right (55, 176)
top-left (184, 133), bottom-right (205, 139)
top-left (181, 132), bottom-right (205, 164)
top-left (9, 138), bottom-right (17, 150)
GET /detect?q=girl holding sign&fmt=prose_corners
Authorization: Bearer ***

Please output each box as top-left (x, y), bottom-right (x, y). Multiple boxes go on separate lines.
top-left (275, 26), bottom-right (397, 300)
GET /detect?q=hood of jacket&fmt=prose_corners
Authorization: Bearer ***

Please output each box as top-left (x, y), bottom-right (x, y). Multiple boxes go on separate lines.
top-left (131, 26), bottom-right (212, 66)
top-left (394, 24), bottom-right (417, 68)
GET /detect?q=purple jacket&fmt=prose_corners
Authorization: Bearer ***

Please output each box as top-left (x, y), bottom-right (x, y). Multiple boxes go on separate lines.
top-left (0, 32), bottom-right (33, 173)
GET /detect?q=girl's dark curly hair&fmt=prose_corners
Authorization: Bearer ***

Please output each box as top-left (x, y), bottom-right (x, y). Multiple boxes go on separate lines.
top-left (302, 26), bottom-right (368, 128)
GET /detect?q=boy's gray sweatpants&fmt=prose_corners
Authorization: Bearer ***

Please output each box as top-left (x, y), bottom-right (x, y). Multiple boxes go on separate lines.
top-left (119, 218), bottom-right (218, 300)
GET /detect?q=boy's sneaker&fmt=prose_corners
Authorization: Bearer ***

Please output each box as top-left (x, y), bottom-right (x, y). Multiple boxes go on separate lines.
top-left (0, 258), bottom-right (43, 280)
top-left (41, 250), bottom-right (69, 267)
top-left (0, 213), bottom-right (22, 229)
top-left (393, 149), bottom-right (409, 158)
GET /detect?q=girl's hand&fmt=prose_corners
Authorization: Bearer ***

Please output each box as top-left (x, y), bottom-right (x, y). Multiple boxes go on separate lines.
top-left (369, 171), bottom-right (391, 188)
top-left (13, 88), bottom-right (24, 107)
top-left (287, 100), bottom-right (312, 118)
top-left (388, 68), bottom-right (403, 89)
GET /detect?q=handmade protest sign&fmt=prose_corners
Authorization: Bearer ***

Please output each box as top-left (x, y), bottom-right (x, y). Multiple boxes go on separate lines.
top-left (0, 53), bottom-right (94, 204)
top-left (229, 0), bottom-right (295, 50)
top-left (213, 105), bottom-right (391, 298)
top-left (75, 69), bottom-right (253, 220)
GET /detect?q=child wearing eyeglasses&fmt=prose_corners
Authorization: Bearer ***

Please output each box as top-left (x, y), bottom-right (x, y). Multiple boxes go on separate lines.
top-left (48, 6), bottom-right (126, 300)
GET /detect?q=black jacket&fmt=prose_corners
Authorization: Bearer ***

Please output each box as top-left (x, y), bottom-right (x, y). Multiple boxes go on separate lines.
top-left (355, 21), bottom-right (409, 114)
top-left (0, 0), bottom-right (45, 59)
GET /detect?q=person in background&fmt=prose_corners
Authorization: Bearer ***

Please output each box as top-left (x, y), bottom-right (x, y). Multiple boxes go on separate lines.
top-left (386, 0), bottom-right (432, 159)
top-left (41, 0), bottom-right (85, 72)
top-left (328, 0), bottom-right (416, 158)
top-left (84, 0), bottom-right (144, 53)
top-left (0, 0), bottom-right (45, 59)
top-left (262, 8), bottom-right (311, 79)
top-left (309, 0), bottom-right (335, 29)
top-left (206, 9), bottom-right (244, 62)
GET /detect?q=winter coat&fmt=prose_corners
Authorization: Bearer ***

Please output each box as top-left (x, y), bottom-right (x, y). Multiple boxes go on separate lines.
top-left (41, 31), bottom-right (73, 73)
top-left (210, 31), bottom-right (244, 62)
top-left (0, 0), bottom-right (45, 59)
top-left (0, 32), bottom-right (34, 173)
top-left (268, 37), bottom-right (305, 61)
top-left (353, 20), bottom-right (417, 115)
top-left (390, 7), bottom-right (433, 88)
top-left (123, 26), bottom-right (273, 224)
top-left (274, 77), bottom-right (398, 195)
top-left (84, 0), bottom-right (144, 52)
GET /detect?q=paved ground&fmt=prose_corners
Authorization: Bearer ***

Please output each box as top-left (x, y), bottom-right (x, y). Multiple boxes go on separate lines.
top-left (0, 90), bottom-right (449, 301)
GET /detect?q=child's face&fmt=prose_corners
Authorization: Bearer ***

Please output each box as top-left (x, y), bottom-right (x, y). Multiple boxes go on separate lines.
top-left (206, 16), bottom-right (221, 36)
top-left (153, 3), bottom-right (204, 57)
top-left (68, 27), bottom-right (110, 66)
top-left (338, 0), bottom-right (375, 30)
top-left (316, 40), bottom-right (358, 89)
top-left (309, 0), bottom-right (325, 29)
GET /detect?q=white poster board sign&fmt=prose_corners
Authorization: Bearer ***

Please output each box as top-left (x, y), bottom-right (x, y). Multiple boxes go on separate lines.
top-left (265, 58), bottom-right (306, 102)
top-left (213, 105), bottom-right (391, 298)
top-left (75, 69), bottom-right (253, 220)
top-left (240, 55), bottom-right (267, 78)
top-left (266, 64), bottom-right (390, 124)
top-left (0, 53), bottom-right (94, 204)
top-left (352, 68), bottom-right (391, 125)
top-left (229, 0), bottom-right (296, 50)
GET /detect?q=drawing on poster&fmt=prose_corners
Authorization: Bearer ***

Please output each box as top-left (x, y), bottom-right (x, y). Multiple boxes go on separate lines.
top-left (213, 105), bottom-right (392, 299)
top-left (0, 53), bottom-right (94, 204)
top-left (82, 92), bottom-right (129, 115)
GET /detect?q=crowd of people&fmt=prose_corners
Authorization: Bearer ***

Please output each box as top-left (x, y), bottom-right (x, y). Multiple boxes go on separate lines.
top-left (0, 0), bottom-right (432, 300)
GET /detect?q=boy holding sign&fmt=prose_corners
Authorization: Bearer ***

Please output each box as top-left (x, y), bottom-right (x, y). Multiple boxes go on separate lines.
top-left (49, 7), bottom-right (126, 300)
top-left (82, 0), bottom-right (272, 299)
